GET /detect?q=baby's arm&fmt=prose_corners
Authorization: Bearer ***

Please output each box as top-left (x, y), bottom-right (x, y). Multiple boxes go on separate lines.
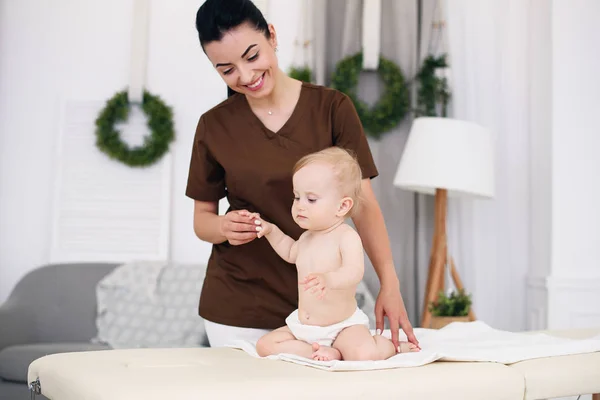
top-left (254, 215), bottom-right (299, 264)
top-left (325, 229), bottom-right (365, 289)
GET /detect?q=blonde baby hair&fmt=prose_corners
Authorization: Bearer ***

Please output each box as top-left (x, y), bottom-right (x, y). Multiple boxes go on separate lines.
top-left (293, 147), bottom-right (363, 217)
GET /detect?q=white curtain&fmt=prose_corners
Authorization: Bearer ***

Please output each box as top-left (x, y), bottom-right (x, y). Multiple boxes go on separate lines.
top-left (307, 0), bottom-right (533, 331)
top-left (444, 0), bottom-right (532, 331)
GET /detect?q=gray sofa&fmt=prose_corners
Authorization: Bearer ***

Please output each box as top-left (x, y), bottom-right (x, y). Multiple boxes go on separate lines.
top-left (0, 263), bottom-right (119, 399)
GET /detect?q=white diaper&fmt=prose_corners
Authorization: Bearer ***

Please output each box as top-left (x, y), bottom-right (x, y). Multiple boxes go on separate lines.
top-left (285, 308), bottom-right (370, 347)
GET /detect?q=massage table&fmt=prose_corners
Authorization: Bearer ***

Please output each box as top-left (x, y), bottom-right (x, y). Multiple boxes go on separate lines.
top-left (28, 326), bottom-right (600, 400)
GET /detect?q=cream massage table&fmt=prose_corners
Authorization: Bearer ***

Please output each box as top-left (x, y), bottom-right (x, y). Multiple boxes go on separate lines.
top-left (27, 327), bottom-right (600, 400)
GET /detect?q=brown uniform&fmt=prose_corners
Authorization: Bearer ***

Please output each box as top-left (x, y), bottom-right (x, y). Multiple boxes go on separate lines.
top-left (185, 82), bottom-right (379, 329)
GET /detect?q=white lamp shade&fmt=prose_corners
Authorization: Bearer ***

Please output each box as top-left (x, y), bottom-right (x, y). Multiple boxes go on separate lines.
top-left (393, 117), bottom-right (494, 199)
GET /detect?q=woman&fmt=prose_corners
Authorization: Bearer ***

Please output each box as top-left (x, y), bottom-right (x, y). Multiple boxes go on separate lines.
top-left (187, 0), bottom-right (419, 352)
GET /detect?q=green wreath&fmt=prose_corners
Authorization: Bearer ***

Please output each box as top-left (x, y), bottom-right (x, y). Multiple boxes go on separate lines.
top-left (331, 52), bottom-right (410, 139)
top-left (95, 90), bottom-right (175, 167)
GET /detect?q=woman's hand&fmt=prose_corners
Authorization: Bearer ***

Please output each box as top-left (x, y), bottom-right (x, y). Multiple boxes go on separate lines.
top-left (219, 210), bottom-right (260, 245)
top-left (375, 284), bottom-right (420, 352)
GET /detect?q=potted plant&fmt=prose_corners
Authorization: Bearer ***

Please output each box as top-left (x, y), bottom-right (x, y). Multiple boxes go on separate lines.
top-left (428, 289), bottom-right (472, 329)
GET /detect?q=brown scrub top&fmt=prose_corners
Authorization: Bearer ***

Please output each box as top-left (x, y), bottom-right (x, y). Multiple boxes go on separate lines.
top-left (185, 82), bottom-right (379, 329)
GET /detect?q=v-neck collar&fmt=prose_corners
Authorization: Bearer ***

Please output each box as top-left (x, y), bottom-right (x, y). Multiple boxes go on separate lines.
top-left (241, 82), bottom-right (308, 139)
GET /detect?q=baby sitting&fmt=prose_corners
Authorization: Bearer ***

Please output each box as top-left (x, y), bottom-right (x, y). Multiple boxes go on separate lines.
top-left (252, 147), bottom-right (419, 362)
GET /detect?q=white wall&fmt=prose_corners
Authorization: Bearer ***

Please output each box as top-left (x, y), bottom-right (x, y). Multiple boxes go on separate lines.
top-left (0, 0), bottom-right (158, 301)
top-left (547, 0), bottom-right (600, 330)
top-left (551, 0), bottom-right (600, 279)
top-left (0, 0), bottom-right (300, 302)
top-left (527, 0), bottom-right (600, 331)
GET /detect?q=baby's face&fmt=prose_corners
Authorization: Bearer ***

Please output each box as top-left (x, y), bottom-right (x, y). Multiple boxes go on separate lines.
top-left (291, 162), bottom-right (345, 231)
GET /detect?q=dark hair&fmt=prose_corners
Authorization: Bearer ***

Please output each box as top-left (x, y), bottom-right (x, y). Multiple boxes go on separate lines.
top-left (195, 0), bottom-right (269, 50)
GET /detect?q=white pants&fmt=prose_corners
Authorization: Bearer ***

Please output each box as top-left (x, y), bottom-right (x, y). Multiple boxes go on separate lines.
top-left (204, 319), bottom-right (272, 347)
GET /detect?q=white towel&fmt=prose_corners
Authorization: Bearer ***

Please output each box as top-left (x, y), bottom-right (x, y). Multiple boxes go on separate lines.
top-left (228, 321), bottom-right (600, 371)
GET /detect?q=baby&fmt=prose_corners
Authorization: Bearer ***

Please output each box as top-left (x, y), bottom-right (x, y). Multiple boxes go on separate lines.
top-left (252, 147), bottom-right (419, 362)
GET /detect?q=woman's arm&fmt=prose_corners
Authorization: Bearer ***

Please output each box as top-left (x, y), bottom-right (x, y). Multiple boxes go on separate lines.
top-left (193, 200), bottom-right (225, 244)
top-left (352, 179), bottom-right (419, 349)
top-left (352, 180), bottom-right (399, 288)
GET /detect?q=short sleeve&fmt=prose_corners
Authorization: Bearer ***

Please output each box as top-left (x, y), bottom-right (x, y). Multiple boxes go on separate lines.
top-left (332, 93), bottom-right (379, 179)
top-left (185, 116), bottom-right (226, 201)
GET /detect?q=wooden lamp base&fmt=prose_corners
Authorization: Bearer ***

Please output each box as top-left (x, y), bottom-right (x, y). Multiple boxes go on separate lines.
top-left (420, 188), bottom-right (477, 329)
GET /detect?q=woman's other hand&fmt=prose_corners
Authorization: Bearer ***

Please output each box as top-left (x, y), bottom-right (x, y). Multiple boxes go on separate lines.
top-left (375, 285), bottom-right (420, 351)
top-left (219, 210), bottom-right (260, 245)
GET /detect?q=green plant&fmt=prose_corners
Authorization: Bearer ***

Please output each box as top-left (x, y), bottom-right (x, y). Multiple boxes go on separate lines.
top-left (429, 289), bottom-right (472, 317)
top-left (414, 54), bottom-right (451, 118)
top-left (289, 66), bottom-right (312, 83)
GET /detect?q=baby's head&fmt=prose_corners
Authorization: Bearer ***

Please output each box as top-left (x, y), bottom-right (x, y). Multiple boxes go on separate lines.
top-left (291, 147), bottom-right (363, 230)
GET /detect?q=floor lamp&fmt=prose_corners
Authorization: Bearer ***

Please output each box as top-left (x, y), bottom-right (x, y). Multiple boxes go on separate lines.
top-left (393, 117), bottom-right (494, 328)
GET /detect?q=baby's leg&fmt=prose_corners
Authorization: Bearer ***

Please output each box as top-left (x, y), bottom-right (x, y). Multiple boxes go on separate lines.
top-left (255, 326), bottom-right (314, 359)
top-left (333, 325), bottom-right (418, 361)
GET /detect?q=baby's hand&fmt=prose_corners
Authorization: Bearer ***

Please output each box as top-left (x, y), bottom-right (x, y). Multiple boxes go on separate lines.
top-left (301, 273), bottom-right (329, 300)
top-left (250, 213), bottom-right (272, 238)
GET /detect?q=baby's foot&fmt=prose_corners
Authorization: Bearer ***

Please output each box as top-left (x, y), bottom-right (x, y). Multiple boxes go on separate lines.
top-left (311, 343), bottom-right (342, 361)
top-left (397, 341), bottom-right (420, 353)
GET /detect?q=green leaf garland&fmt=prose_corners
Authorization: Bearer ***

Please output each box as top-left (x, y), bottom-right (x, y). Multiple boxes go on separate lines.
top-left (95, 90), bottom-right (175, 168)
top-left (331, 52), bottom-right (410, 139)
top-left (415, 55), bottom-right (451, 117)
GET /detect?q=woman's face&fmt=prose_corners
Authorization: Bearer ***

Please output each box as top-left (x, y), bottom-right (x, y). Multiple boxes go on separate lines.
top-left (204, 23), bottom-right (279, 99)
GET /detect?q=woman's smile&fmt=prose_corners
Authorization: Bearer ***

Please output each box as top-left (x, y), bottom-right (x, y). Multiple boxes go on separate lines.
top-left (245, 72), bottom-right (265, 91)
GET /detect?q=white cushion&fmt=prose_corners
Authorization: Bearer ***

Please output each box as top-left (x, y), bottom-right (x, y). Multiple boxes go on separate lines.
top-left (93, 261), bottom-right (208, 348)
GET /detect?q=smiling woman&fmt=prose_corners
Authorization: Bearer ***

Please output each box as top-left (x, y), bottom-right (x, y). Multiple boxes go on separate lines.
top-left (186, 0), bottom-right (419, 352)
